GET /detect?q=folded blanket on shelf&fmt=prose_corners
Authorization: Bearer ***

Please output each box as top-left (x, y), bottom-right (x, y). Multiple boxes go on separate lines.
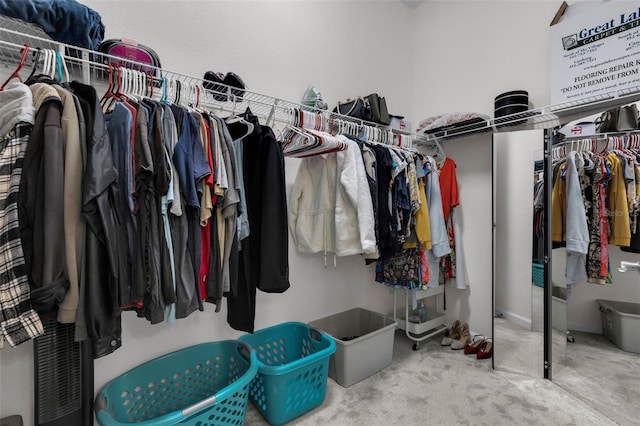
top-left (0, 0), bottom-right (105, 51)
top-left (417, 112), bottom-right (490, 133)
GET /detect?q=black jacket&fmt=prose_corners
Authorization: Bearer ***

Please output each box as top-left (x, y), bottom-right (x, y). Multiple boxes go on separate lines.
top-left (70, 82), bottom-right (127, 359)
top-left (227, 110), bottom-right (289, 333)
top-left (19, 84), bottom-right (67, 312)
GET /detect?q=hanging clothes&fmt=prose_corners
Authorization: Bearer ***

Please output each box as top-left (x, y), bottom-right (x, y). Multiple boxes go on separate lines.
top-left (70, 81), bottom-right (126, 358)
top-left (565, 151), bottom-right (589, 285)
top-left (170, 105), bottom-right (209, 318)
top-left (288, 134), bottom-right (377, 258)
top-left (424, 156), bottom-right (451, 288)
top-left (20, 83), bottom-right (67, 313)
top-left (0, 82), bottom-right (44, 349)
top-left (437, 157), bottom-right (460, 282)
top-left (52, 83), bottom-right (84, 324)
top-left (227, 109), bottom-right (289, 333)
top-left (369, 143), bottom-right (397, 262)
top-left (622, 151), bottom-right (640, 253)
top-left (551, 142), bottom-right (638, 285)
top-left (105, 102), bottom-right (136, 308)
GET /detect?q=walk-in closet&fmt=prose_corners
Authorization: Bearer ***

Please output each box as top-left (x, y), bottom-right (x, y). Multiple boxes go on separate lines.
top-left (0, 1), bottom-right (638, 426)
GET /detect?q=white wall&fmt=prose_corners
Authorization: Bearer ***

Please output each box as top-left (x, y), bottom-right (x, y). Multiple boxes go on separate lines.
top-left (494, 130), bottom-right (543, 329)
top-left (411, 0), bottom-right (560, 337)
top-left (440, 134), bottom-right (493, 336)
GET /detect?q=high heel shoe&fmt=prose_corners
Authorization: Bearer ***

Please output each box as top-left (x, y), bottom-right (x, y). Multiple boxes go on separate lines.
top-left (441, 320), bottom-right (461, 346)
top-left (451, 322), bottom-right (470, 350)
top-left (464, 334), bottom-right (486, 355)
top-left (477, 338), bottom-right (493, 359)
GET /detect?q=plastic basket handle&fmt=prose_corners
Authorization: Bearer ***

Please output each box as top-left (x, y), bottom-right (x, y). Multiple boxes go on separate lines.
top-left (237, 340), bottom-right (252, 362)
top-left (181, 394), bottom-right (218, 418)
top-left (308, 326), bottom-right (324, 343)
top-left (181, 341), bottom-right (256, 419)
top-left (94, 392), bottom-right (108, 413)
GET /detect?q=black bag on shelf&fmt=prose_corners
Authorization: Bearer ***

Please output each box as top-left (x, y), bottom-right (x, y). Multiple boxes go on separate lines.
top-left (366, 93), bottom-right (391, 125)
top-left (617, 104), bottom-right (639, 131)
top-left (595, 104), bottom-right (640, 133)
top-left (333, 96), bottom-right (372, 122)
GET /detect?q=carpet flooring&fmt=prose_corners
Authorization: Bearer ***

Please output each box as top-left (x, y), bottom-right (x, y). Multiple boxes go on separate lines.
top-left (243, 323), bottom-right (634, 426)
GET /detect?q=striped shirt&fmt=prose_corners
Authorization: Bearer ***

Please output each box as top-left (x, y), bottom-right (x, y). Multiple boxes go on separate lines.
top-left (0, 122), bottom-right (43, 349)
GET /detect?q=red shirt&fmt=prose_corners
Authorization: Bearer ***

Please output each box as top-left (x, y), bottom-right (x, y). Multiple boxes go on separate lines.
top-left (438, 157), bottom-right (459, 223)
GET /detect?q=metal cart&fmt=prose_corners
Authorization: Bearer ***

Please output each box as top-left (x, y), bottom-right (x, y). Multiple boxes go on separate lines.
top-left (393, 285), bottom-right (448, 350)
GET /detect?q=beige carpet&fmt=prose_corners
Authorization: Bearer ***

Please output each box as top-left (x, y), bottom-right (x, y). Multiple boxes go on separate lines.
top-left (243, 327), bottom-right (623, 425)
top-left (554, 330), bottom-right (640, 426)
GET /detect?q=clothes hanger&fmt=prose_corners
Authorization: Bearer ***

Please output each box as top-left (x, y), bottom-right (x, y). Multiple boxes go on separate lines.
top-left (282, 125), bottom-right (323, 156)
top-left (284, 126), bottom-right (348, 158)
top-left (1, 44), bottom-right (30, 90)
top-left (118, 67), bottom-right (128, 98)
top-left (59, 51), bottom-right (70, 83)
top-left (47, 49), bottom-right (56, 79)
top-left (175, 80), bottom-right (181, 104)
top-left (54, 51), bottom-right (62, 82)
top-left (225, 107), bottom-right (255, 140)
top-left (160, 76), bottom-right (168, 104)
top-left (100, 64), bottom-right (116, 110)
top-left (25, 47), bottom-right (43, 83)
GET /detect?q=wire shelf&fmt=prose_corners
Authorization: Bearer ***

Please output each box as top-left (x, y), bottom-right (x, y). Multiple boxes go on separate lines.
top-left (0, 19), bottom-right (426, 147)
top-left (3, 15), bottom-right (639, 145)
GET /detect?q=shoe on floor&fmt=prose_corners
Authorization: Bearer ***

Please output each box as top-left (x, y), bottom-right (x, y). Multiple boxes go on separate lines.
top-left (451, 322), bottom-right (470, 350)
top-left (464, 334), bottom-right (486, 355)
top-left (477, 338), bottom-right (493, 359)
top-left (441, 320), bottom-right (461, 346)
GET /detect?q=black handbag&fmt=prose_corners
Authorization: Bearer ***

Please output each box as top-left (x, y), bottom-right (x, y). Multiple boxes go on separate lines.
top-left (596, 105), bottom-right (640, 133)
top-left (333, 97), bottom-right (372, 121)
top-left (366, 93), bottom-right (391, 125)
top-left (617, 104), bottom-right (639, 131)
top-left (595, 108), bottom-right (620, 133)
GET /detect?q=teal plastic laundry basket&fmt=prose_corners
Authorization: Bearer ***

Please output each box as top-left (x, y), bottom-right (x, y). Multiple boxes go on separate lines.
top-left (239, 322), bottom-right (336, 426)
top-left (94, 341), bottom-right (258, 426)
top-left (532, 262), bottom-right (544, 288)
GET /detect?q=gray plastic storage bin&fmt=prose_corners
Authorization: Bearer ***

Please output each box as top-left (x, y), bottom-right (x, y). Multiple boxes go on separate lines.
top-left (309, 307), bottom-right (397, 387)
top-left (0, 416), bottom-right (23, 426)
top-left (598, 299), bottom-right (640, 354)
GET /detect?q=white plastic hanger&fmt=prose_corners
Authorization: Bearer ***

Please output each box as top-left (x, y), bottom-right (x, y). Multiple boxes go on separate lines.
top-left (55, 50), bottom-right (69, 83)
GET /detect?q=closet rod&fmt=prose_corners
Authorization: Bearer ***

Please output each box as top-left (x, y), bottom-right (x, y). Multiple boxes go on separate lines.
top-left (557, 131), bottom-right (640, 144)
top-left (0, 22), bottom-right (427, 146)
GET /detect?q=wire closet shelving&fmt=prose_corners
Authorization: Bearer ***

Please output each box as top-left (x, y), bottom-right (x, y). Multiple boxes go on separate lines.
top-left (2, 15), bottom-right (640, 145)
top-left (0, 16), bottom-right (424, 147)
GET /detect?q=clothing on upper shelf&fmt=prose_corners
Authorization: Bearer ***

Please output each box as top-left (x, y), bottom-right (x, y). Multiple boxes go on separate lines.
top-left (0, 0), bottom-right (105, 51)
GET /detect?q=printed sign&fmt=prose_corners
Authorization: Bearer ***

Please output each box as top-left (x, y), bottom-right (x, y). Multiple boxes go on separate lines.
top-left (550, 2), bottom-right (640, 105)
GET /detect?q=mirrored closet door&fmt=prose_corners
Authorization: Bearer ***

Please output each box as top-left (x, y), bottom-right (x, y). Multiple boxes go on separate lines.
top-left (492, 129), bottom-right (566, 379)
top-left (550, 105), bottom-right (640, 426)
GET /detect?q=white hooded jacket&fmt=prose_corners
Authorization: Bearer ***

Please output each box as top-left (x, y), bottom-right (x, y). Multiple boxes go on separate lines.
top-left (288, 136), bottom-right (377, 257)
